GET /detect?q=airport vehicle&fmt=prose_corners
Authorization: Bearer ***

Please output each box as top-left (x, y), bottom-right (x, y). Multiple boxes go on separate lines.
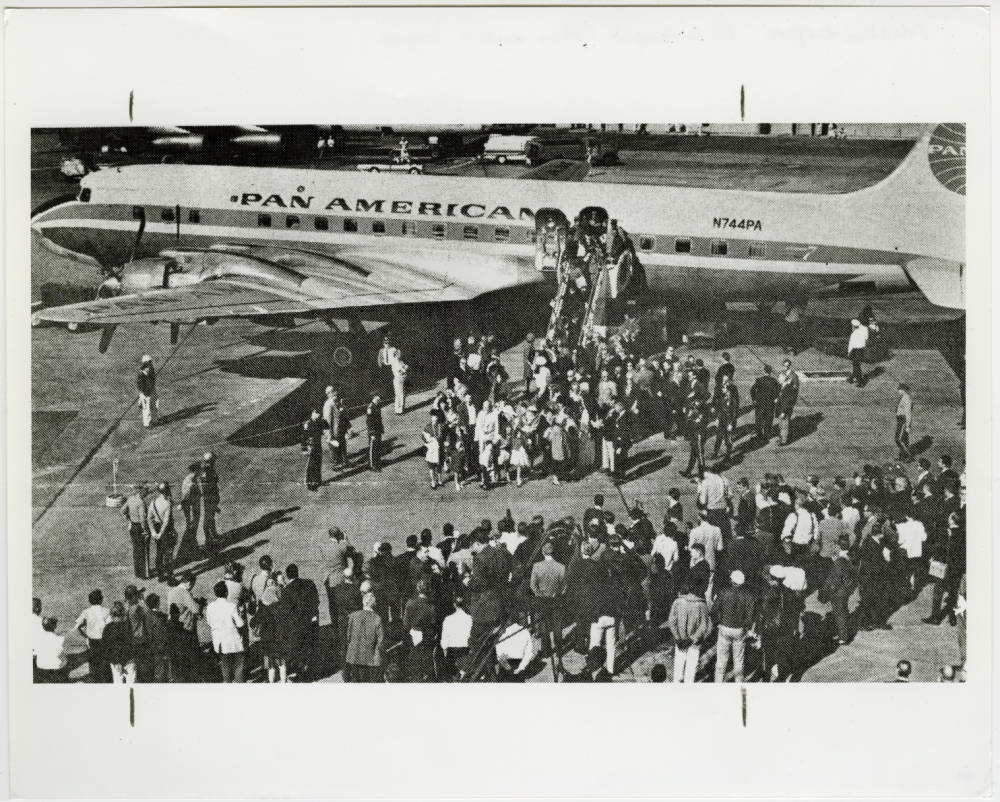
top-left (481, 134), bottom-right (538, 164)
top-left (525, 135), bottom-right (617, 166)
top-left (31, 125), bottom-right (964, 356)
top-left (356, 138), bottom-right (425, 174)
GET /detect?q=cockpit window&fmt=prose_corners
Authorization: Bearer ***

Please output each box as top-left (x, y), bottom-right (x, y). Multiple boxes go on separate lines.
top-left (79, 188), bottom-right (91, 202)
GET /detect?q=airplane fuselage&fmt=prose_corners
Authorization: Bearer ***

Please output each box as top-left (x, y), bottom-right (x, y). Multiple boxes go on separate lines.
top-left (32, 131), bottom-right (964, 312)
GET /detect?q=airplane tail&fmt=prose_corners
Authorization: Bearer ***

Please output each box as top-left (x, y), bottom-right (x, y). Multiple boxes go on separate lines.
top-left (855, 124), bottom-right (965, 310)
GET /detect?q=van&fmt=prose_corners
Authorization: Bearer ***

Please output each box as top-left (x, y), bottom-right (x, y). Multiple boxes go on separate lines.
top-left (481, 134), bottom-right (538, 165)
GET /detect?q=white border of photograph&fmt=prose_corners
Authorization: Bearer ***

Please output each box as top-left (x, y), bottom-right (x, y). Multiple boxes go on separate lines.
top-left (5, 5), bottom-right (991, 799)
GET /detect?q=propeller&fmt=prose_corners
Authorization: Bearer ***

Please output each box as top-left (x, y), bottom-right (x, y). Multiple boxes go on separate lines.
top-left (98, 325), bottom-right (118, 354)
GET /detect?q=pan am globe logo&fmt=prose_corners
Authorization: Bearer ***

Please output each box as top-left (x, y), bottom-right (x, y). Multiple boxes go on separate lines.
top-left (927, 123), bottom-right (965, 196)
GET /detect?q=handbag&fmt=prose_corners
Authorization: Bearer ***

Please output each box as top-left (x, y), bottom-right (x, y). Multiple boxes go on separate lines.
top-left (928, 559), bottom-right (947, 580)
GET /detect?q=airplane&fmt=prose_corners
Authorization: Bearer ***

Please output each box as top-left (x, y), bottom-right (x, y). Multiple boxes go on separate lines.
top-left (31, 124), bottom-right (964, 358)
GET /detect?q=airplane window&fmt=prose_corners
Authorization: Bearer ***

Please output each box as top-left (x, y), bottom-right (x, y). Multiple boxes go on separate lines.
top-left (314, 217), bottom-right (329, 231)
top-left (188, 210), bottom-right (200, 223)
top-left (711, 240), bottom-right (728, 256)
top-left (674, 238), bottom-right (691, 253)
top-left (79, 188), bottom-right (92, 203)
top-left (132, 206), bottom-right (144, 219)
top-left (344, 218), bottom-right (358, 233)
top-left (286, 215), bottom-right (301, 229)
top-left (401, 221), bottom-right (416, 236)
top-left (748, 242), bottom-right (767, 257)
top-left (494, 227), bottom-right (510, 242)
top-left (639, 236), bottom-right (654, 251)
top-left (526, 229), bottom-right (536, 243)
top-left (432, 224), bottom-right (446, 239)
top-left (463, 226), bottom-right (479, 240)
top-left (372, 220), bottom-right (386, 235)
top-left (161, 208), bottom-right (175, 223)
top-left (258, 213), bottom-right (271, 227)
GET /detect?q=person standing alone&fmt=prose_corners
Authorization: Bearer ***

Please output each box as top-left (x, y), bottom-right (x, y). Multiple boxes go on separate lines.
top-left (847, 318), bottom-right (869, 386)
top-left (895, 383), bottom-right (913, 461)
top-left (137, 355), bottom-right (158, 428)
top-left (366, 395), bottom-right (384, 472)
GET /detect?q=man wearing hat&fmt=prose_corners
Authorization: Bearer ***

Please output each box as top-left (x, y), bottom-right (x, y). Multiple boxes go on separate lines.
top-left (198, 452), bottom-right (220, 551)
top-left (121, 483), bottom-right (150, 579)
top-left (146, 482), bottom-right (175, 580)
top-left (712, 570), bottom-right (756, 682)
top-left (137, 355), bottom-right (158, 428)
top-left (847, 318), bottom-right (869, 386)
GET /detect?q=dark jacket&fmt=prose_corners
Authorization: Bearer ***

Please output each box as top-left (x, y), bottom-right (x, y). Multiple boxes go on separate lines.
top-left (279, 578), bottom-right (320, 649)
top-left (102, 620), bottom-right (133, 665)
top-left (566, 557), bottom-right (612, 621)
top-left (819, 555), bottom-right (857, 603)
top-left (750, 374), bottom-right (779, 411)
top-left (366, 403), bottom-right (384, 436)
top-left (686, 559), bottom-right (711, 598)
top-left (712, 585), bottom-right (757, 630)
top-left (727, 535), bottom-right (765, 584)
top-left (468, 543), bottom-right (512, 625)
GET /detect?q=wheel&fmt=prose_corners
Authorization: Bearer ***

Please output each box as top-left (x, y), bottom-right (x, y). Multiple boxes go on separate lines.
top-left (333, 345), bottom-right (353, 368)
top-left (368, 166), bottom-right (379, 173)
top-left (408, 167), bottom-right (420, 174)
top-left (497, 155), bottom-right (507, 164)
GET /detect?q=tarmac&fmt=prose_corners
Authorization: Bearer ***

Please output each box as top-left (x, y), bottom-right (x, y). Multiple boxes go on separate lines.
top-left (29, 131), bottom-right (965, 682)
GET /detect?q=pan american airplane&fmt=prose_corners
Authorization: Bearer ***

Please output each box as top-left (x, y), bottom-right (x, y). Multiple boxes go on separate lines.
top-left (31, 124), bottom-right (964, 355)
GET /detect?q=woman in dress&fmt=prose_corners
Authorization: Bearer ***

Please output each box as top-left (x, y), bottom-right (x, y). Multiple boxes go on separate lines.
top-left (509, 417), bottom-right (531, 487)
top-left (423, 408), bottom-right (445, 489)
top-left (474, 399), bottom-right (498, 489)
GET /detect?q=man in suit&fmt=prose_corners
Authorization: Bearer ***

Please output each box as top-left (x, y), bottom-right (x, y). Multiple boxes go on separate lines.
top-left (322, 527), bottom-right (351, 628)
top-left (713, 352), bottom-right (736, 399)
top-left (206, 580), bottom-right (245, 682)
top-left (366, 394), bottom-right (384, 472)
top-left (775, 361), bottom-right (800, 446)
top-left (530, 541), bottom-right (566, 658)
top-left (467, 530), bottom-right (513, 666)
top-left (565, 541), bottom-right (613, 659)
top-left (198, 452), bottom-right (221, 551)
top-left (610, 400), bottom-right (631, 481)
top-left (279, 564), bottom-right (319, 681)
top-left (750, 364), bottom-right (780, 442)
top-left (681, 369), bottom-right (709, 477)
top-left (345, 592), bottom-right (384, 682)
top-left (713, 374), bottom-right (740, 459)
top-left (333, 568), bottom-right (363, 670)
top-left (819, 534), bottom-right (857, 644)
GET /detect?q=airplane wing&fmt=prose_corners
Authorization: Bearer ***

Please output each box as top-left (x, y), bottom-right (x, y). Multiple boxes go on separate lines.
top-left (517, 159), bottom-right (590, 182)
top-left (30, 245), bottom-right (505, 327)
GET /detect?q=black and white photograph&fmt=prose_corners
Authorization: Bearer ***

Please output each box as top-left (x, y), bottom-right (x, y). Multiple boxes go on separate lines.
top-left (28, 121), bottom-right (968, 685)
top-left (6, 5), bottom-right (991, 799)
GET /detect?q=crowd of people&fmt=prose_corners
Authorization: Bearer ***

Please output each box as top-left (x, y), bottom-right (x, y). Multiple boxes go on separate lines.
top-left (34, 450), bottom-right (966, 683)
top-left (408, 328), bottom-right (808, 493)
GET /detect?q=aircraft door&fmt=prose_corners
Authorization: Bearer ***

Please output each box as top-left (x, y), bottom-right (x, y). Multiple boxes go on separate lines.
top-left (534, 208), bottom-right (569, 274)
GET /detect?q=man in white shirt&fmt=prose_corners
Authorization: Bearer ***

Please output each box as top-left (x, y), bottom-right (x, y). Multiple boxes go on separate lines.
top-left (440, 598), bottom-right (473, 679)
top-left (895, 512), bottom-right (928, 597)
top-left (35, 617), bottom-right (66, 682)
top-left (847, 318), bottom-right (869, 386)
top-left (206, 580), bottom-right (245, 682)
top-left (782, 495), bottom-right (818, 556)
top-left (495, 613), bottom-right (536, 679)
top-left (75, 589), bottom-right (111, 682)
top-left (651, 523), bottom-right (680, 573)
